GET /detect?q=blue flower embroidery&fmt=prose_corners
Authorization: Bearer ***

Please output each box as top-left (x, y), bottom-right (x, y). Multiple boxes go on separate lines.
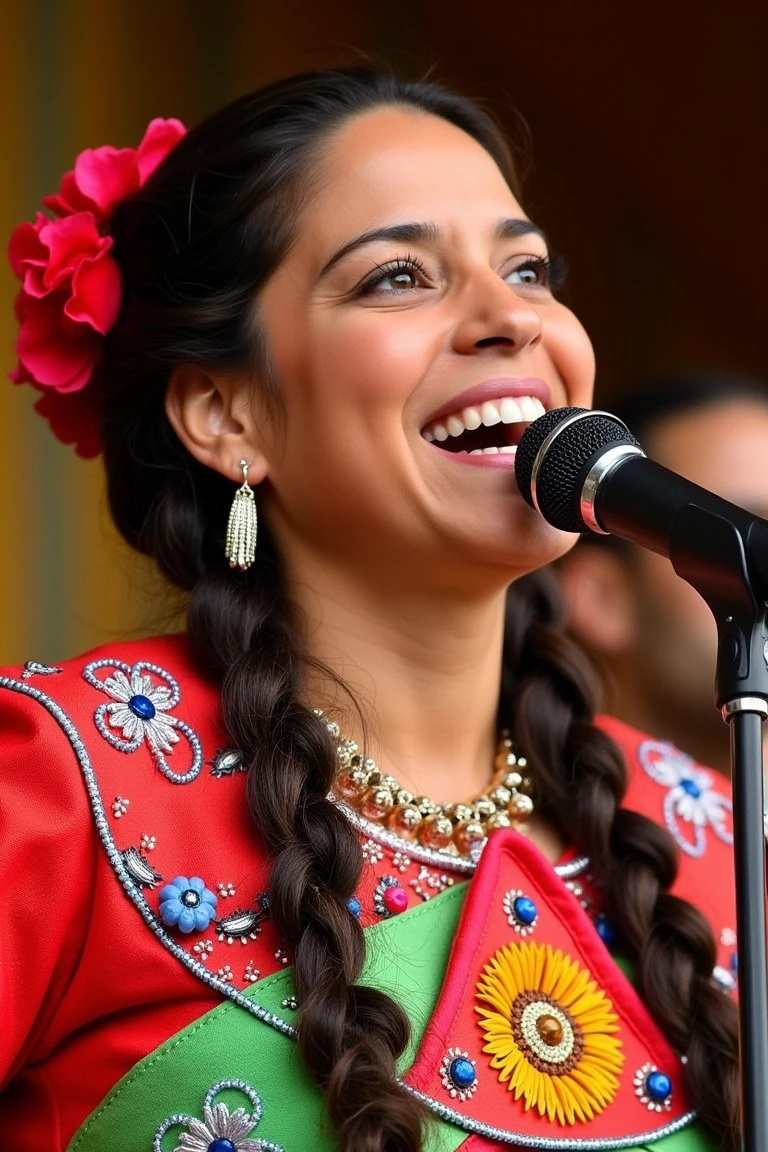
top-left (639, 740), bottom-right (732, 857)
top-left (159, 876), bottom-right (218, 933)
top-left (83, 658), bottom-right (203, 783)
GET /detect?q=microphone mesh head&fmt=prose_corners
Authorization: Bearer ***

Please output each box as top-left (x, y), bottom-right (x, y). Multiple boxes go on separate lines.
top-left (515, 407), bottom-right (642, 532)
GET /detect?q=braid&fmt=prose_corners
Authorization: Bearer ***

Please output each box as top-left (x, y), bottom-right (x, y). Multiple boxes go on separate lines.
top-left (186, 524), bottom-right (426, 1151)
top-left (504, 569), bottom-right (740, 1150)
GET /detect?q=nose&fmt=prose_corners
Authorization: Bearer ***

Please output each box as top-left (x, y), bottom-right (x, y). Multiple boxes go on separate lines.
top-left (450, 271), bottom-right (543, 356)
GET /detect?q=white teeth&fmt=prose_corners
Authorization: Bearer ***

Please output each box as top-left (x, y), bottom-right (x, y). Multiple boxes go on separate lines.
top-left (499, 397), bottom-right (523, 424)
top-left (421, 395), bottom-right (546, 443)
top-left (469, 446), bottom-right (503, 455)
top-left (520, 396), bottom-right (545, 420)
top-left (480, 400), bottom-right (502, 426)
top-left (499, 445), bottom-right (517, 454)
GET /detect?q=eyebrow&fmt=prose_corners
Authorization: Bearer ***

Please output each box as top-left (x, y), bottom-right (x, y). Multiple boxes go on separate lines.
top-left (317, 217), bottom-right (547, 280)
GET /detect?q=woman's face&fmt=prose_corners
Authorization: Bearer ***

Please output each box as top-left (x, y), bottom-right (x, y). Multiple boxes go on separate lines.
top-left (253, 106), bottom-right (595, 591)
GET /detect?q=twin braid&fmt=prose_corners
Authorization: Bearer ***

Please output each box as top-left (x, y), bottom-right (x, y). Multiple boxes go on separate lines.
top-left (187, 529), bottom-right (426, 1152)
top-left (504, 570), bottom-right (740, 1151)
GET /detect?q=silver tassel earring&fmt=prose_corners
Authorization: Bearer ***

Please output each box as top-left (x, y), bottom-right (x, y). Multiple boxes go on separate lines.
top-left (225, 459), bottom-right (258, 570)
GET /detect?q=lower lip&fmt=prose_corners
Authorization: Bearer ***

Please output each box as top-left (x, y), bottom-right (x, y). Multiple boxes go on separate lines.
top-left (428, 443), bottom-right (518, 469)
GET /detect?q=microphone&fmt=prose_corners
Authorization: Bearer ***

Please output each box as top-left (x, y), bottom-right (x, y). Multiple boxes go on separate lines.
top-left (514, 406), bottom-right (768, 597)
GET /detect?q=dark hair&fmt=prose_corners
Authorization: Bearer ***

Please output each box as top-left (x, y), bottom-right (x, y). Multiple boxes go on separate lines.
top-left (98, 68), bottom-right (740, 1150)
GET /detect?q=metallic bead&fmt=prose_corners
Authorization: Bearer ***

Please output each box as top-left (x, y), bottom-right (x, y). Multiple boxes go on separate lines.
top-left (395, 787), bottom-right (414, 805)
top-left (379, 774), bottom-right (400, 795)
top-left (388, 803), bottom-right (423, 837)
top-left (489, 785), bottom-right (511, 808)
top-left (335, 767), bottom-right (371, 801)
top-left (419, 813), bottom-right (454, 850)
top-left (416, 796), bottom-right (437, 817)
top-left (473, 796), bottom-right (496, 820)
top-left (508, 792), bottom-right (535, 821)
top-left (361, 786), bottom-right (395, 821)
top-left (502, 770), bottom-right (523, 790)
top-left (453, 819), bottom-right (486, 854)
top-left (336, 738), bottom-right (359, 766)
top-left (451, 803), bottom-right (475, 826)
top-left (486, 810), bottom-right (512, 831)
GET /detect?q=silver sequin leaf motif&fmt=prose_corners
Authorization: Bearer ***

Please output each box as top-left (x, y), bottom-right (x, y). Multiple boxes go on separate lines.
top-left (122, 846), bottom-right (164, 889)
top-left (216, 893), bottom-right (270, 945)
top-left (210, 746), bottom-right (246, 777)
top-left (21, 660), bottom-right (62, 679)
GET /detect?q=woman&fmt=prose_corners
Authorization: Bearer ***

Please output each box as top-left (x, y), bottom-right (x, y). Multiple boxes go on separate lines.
top-left (1, 69), bottom-right (739, 1151)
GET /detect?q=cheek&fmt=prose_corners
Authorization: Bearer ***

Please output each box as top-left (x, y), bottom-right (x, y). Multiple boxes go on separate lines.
top-left (302, 312), bottom-right (440, 404)
top-left (544, 308), bottom-right (595, 406)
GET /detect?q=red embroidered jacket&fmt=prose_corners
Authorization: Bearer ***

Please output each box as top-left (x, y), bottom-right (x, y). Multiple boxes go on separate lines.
top-left (0, 635), bottom-right (737, 1150)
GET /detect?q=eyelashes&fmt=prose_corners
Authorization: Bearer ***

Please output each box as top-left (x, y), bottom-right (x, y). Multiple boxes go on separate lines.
top-left (356, 251), bottom-right (568, 296)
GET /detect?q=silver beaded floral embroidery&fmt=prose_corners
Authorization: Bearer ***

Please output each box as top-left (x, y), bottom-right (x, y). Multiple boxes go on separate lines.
top-left (639, 739), bottom-right (732, 857)
top-left (83, 658), bottom-right (203, 784)
top-left (153, 1079), bottom-right (285, 1152)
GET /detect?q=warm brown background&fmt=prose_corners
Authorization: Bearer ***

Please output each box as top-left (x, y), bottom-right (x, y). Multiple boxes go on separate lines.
top-left (1, 0), bottom-right (766, 665)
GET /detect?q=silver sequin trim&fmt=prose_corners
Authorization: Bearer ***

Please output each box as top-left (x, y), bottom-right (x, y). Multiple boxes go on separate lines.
top-left (0, 677), bottom-right (295, 1041)
top-left (403, 1082), bottom-right (696, 1148)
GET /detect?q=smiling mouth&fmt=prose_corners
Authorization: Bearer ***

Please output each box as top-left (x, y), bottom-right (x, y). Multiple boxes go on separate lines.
top-left (421, 394), bottom-right (546, 455)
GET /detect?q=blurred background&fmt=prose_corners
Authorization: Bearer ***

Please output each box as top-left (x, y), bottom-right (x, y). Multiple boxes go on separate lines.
top-left (1, 0), bottom-right (766, 666)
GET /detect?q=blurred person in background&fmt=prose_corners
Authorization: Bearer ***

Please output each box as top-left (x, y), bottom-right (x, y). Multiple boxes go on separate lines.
top-left (557, 373), bottom-right (768, 777)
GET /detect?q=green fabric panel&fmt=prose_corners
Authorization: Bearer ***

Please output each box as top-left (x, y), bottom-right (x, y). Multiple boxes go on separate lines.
top-left (67, 880), bottom-right (715, 1152)
top-left (68, 885), bottom-right (465, 1152)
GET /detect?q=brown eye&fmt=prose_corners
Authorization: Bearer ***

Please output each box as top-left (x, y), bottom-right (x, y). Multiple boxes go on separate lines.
top-left (359, 254), bottom-right (428, 295)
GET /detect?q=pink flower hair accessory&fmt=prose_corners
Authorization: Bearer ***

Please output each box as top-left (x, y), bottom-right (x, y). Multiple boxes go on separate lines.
top-left (8, 117), bottom-right (186, 458)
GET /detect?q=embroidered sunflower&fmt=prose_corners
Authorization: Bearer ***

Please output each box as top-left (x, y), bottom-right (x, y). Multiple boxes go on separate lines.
top-left (475, 940), bottom-right (623, 1125)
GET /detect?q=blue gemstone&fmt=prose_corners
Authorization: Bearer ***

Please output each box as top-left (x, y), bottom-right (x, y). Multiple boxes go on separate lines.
top-left (730, 952), bottom-right (739, 974)
top-left (129, 694), bottom-right (156, 720)
top-left (646, 1070), bottom-right (672, 1102)
top-left (208, 1141), bottom-right (236, 1152)
top-left (680, 778), bottom-right (701, 798)
top-left (449, 1056), bottom-right (477, 1089)
top-left (347, 897), bottom-right (362, 918)
top-left (513, 895), bottom-right (537, 925)
top-left (595, 913), bottom-right (617, 947)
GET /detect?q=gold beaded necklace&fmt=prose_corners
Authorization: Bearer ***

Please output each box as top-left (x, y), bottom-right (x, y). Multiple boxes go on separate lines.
top-left (314, 710), bottom-right (535, 858)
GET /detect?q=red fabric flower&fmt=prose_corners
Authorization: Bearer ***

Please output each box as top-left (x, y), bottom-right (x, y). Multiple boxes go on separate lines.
top-left (7, 117), bottom-right (187, 456)
top-left (43, 118), bottom-right (187, 223)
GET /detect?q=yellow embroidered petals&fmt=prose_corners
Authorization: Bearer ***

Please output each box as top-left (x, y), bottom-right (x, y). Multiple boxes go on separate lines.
top-left (475, 940), bottom-right (624, 1125)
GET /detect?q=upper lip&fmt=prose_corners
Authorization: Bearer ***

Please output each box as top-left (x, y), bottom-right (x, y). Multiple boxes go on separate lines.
top-left (421, 377), bottom-right (552, 429)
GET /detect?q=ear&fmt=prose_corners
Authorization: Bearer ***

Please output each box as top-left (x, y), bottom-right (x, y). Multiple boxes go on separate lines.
top-left (557, 544), bottom-right (637, 655)
top-left (165, 365), bottom-right (270, 485)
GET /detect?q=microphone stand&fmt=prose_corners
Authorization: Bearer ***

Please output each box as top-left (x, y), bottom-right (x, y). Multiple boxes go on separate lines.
top-left (670, 505), bottom-right (768, 1152)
